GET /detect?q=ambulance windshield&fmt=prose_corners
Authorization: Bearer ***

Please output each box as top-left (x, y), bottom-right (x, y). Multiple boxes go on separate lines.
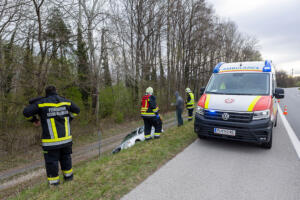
top-left (205, 73), bottom-right (270, 95)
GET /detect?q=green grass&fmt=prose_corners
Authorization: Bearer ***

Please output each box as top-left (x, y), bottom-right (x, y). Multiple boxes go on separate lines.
top-left (9, 122), bottom-right (196, 200)
top-left (0, 111), bottom-right (178, 173)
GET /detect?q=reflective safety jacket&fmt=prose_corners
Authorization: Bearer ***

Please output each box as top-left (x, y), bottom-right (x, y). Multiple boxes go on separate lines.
top-left (186, 92), bottom-right (195, 109)
top-left (140, 94), bottom-right (159, 117)
top-left (23, 93), bottom-right (80, 150)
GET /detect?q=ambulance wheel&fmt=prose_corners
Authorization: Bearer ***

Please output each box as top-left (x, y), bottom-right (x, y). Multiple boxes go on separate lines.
top-left (274, 114), bottom-right (278, 127)
top-left (262, 130), bottom-right (272, 149)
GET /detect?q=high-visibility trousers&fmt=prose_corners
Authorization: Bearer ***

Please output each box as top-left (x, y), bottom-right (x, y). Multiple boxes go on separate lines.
top-left (142, 116), bottom-right (162, 140)
top-left (43, 145), bottom-right (73, 185)
top-left (188, 108), bottom-right (194, 121)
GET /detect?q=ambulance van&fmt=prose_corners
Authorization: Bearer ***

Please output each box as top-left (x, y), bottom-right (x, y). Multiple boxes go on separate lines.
top-left (194, 61), bottom-right (284, 149)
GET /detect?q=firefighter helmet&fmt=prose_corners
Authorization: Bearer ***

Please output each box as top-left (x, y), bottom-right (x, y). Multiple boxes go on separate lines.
top-left (146, 87), bottom-right (153, 95)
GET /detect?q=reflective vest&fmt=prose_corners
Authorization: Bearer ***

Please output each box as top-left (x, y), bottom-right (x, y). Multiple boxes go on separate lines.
top-left (187, 92), bottom-right (195, 109)
top-left (140, 95), bottom-right (158, 117)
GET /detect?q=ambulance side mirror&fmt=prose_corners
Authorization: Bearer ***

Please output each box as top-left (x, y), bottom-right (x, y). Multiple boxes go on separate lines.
top-left (274, 88), bottom-right (284, 99)
top-left (200, 87), bottom-right (205, 95)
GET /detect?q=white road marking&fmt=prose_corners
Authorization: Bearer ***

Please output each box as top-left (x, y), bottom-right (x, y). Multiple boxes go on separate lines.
top-left (278, 106), bottom-right (300, 160)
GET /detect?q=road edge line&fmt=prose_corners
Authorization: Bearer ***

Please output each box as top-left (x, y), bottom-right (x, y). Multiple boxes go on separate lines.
top-left (278, 106), bottom-right (300, 160)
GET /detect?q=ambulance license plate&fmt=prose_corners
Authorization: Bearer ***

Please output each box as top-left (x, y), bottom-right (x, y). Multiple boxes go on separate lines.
top-left (214, 128), bottom-right (236, 136)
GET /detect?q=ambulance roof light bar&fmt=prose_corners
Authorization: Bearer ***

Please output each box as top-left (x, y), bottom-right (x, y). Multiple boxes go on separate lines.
top-left (213, 62), bottom-right (225, 73)
top-left (263, 60), bottom-right (272, 72)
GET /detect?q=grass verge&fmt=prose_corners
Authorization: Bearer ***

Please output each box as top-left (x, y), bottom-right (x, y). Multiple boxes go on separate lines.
top-left (8, 122), bottom-right (196, 200)
top-left (0, 111), bottom-right (178, 173)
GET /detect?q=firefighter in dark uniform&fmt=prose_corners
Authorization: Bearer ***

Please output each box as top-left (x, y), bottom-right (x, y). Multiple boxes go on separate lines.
top-left (185, 88), bottom-right (194, 121)
top-left (23, 86), bottom-right (80, 185)
top-left (140, 87), bottom-right (162, 140)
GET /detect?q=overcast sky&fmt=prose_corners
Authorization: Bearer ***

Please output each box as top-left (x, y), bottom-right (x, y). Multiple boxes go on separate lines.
top-left (207, 0), bottom-right (300, 75)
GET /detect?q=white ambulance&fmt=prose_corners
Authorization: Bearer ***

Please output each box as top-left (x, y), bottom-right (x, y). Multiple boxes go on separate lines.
top-left (194, 61), bottom-right (284, 149)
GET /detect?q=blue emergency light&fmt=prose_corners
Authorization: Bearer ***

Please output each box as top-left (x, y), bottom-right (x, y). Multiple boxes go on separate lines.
top-left (263, 60), bottom-right (272, 72)
top-left (213, 62), bottom-right (225, 73)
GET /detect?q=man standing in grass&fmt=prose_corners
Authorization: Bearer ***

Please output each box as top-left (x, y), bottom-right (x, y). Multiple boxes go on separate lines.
top-left (140, 87), bottom-right (162, 140)
top-left (185, 88), bottom-right (195, 121)
top-left (23, 86), bottom-right (80, 186)
top-left (175, 91), bottom-right (184, 127)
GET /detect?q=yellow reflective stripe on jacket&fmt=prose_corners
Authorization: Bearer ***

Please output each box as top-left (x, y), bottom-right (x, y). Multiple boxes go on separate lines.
top-left (64, 117), bottom-right (69, 137)
top-left (72, 113), bottom-right (78, 117)
top-left (248, 96), bottom-right (261, 111)
top-left (38, 102), bottom-right (71, 108)
top-left (204, 94), bottom-right (211, 109)
top-left (141, 112), bottom-right (156, 116)
top-left (50, 118), bottom-right (59, 139)
top-left (152, 107), bottom-right (159, 112)
top-left (42, 136), bottom-right (72, 143)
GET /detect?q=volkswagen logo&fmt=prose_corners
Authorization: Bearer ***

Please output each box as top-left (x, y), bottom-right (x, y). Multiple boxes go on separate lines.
top-left (222, 113), bottom-right (230, 120)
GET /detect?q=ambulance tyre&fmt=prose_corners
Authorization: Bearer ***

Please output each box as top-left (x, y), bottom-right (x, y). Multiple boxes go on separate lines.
top-left (262, 129), bottom-right (272, 149)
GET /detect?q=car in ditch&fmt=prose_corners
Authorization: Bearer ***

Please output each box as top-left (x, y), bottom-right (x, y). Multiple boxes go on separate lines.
top-left (112, 126), bottom-right (162, 154)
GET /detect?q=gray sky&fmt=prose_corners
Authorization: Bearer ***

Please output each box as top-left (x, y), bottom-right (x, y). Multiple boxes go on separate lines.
top-left (207, 0), bottom-right (300, 75)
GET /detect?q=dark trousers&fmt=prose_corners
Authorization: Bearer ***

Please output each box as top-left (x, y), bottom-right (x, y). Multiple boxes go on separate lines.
top-left (143, 116), bottom-right (162, 140)
top-left (43, 145), bottom-right (73, 184)
top-left (188, 108), bottom-right (194, 121)
top-left (176, 109), bottom-right (183, 126)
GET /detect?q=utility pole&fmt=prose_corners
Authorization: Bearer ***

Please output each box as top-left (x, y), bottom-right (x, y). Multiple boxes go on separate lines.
top-left (292, 68), bottom-right (294, 77)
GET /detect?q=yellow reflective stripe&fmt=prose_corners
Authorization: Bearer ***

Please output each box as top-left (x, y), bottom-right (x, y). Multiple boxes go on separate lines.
top-left (50, 118), bottom-right (58, 139)
top-left (42, 136), bottom-right (72, 143)
top-left (205, 94), bottom-right (211, 109)
top-left (145, 135), bottom-right (151, 138)
top-left (154, 132), bottom-right (161, 136)
top-left (153, 107), bottom-right (159, 112)
top-left (38, 102), bottom-right (71, 108)
top-left (48, 176), bottom-right (59, 181)
top-left (64, 117), bottom-right (69, 137)
top-left (62, 169), bottom-right (73, 174)
top-left (73, 113), bottom-right (78, 117)
top-left (25, 116), bottom-right (33, 120)
top-left (248, 96), bottom-right (261, 111)
top-left (141, 112), bottom-right (156, 115)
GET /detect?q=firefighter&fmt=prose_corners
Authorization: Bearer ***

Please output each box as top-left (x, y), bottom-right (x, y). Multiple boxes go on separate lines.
top-left (185, 88), bottom-right (194, 121)
top-left (23, 85), bottom-right (80, 186)
top-left (140, 87), bottom-right (162, 140)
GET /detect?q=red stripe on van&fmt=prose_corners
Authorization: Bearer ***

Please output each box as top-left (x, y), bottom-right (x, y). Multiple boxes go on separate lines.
top-left (252, 96), bottom-right (272, 111)
top-left (198, 94), bottom-right (207, 108)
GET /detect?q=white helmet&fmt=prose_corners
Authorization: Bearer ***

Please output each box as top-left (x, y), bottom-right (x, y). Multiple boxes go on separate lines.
top-left (185, 88), bottom-right (191, 93)
top-left (146, 87), bottom-right (153, 95)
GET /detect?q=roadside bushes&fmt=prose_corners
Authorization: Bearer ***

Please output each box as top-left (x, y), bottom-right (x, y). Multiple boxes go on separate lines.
top-left (99, 84), bottom-right (138, 123)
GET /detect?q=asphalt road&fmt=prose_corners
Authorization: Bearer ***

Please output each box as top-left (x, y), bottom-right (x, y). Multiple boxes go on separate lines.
top-left (278, 87), bottom-right (300, 139)
top-left (122, 91), bottom-right (300, 200)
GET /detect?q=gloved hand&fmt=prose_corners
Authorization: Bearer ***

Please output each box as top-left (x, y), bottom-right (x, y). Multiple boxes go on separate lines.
top-left (156, 114), bottom-right (160, 119)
